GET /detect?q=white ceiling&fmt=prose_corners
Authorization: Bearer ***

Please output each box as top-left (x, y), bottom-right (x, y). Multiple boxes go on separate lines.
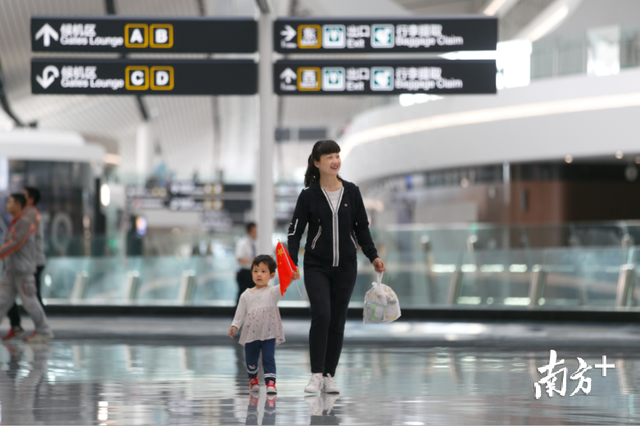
top-left (392, 0), bottom-right (485, 15)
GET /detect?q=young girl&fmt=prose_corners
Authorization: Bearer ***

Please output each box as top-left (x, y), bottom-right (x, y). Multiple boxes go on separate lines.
top-left (229, 254), bottom-right (284, 393)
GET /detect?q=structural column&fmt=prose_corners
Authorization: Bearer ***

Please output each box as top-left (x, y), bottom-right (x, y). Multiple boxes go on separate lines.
top-left (136, 122), bottom-right (153, 183)
top-left (257, 8), bottom-right (275, 255)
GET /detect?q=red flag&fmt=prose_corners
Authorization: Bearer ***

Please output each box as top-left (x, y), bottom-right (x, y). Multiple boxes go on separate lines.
top-left (276, 241), bottom-right (297, 296)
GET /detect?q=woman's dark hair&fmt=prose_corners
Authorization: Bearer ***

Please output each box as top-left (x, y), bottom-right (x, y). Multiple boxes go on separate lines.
top-left (304, 140), bottom-right (341, 187)
top-left (251, 254), bottom-right (277, 274)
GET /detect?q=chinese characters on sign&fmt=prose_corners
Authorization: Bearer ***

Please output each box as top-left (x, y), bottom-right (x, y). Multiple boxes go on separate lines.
top-left (533, 350), bottom-right (616, 399)
top-left (394, 66), bottom-right (463, 91)
top-left (57, 22), bottom-right (122, 47)
top-left (58, 65), bottom-right (124, 90)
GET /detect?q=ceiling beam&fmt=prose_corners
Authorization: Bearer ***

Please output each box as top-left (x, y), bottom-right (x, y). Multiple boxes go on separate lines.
top-left (0, 58), bottom-right (32, 127)
top-left (481, 0), bottom-right (521, 17)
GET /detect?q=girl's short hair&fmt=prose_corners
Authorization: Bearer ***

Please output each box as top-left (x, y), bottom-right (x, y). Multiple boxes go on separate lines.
top-left (251, 254), bottom-right (277, 273)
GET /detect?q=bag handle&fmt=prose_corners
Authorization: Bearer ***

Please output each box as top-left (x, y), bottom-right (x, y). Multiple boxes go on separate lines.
top-left (375, 272), bottom-right (384, 285)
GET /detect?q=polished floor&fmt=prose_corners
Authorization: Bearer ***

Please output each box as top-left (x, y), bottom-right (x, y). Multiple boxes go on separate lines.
top-left (1, 319), bottom-right (640, 424)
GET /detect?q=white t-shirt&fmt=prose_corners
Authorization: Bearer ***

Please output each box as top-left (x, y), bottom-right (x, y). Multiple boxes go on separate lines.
top-left (235, 236), bottom-right (256, 270)
top-left (324, 188), bottom-right (343, 212)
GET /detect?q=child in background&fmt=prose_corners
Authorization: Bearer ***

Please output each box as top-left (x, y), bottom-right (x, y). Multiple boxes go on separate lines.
top-left (229, 254), bottom-right (284, 393)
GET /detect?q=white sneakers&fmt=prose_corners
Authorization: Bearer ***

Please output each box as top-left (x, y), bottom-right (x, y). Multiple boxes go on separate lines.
top-left (304, 373), bottom-right (324, 393)
top-left (304, 373), bottom-right (341, 393)
top-left (323, 374), bottom-right (340, 393)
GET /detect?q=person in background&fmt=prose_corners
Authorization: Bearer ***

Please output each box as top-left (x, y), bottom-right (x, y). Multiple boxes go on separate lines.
top-left (2, 187), bottom-right (45, 341)
top-left (0, 194), bottom-right (53, 343)
top-left (235, 222), bottom-right (257, 306)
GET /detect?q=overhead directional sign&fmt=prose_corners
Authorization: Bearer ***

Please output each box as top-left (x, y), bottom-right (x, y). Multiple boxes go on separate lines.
top-left (32, 58), bottom-right (257, 95)
top-left (275, 60), bottom-right (496, 95)
top-left (274, 17), bottom-right (497, 53)
top-left (31, 16), bottom-right (257, 53)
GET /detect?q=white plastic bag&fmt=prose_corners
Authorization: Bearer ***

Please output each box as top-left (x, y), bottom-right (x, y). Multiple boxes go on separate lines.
top-left (363, 273), bottom-right (401, 324)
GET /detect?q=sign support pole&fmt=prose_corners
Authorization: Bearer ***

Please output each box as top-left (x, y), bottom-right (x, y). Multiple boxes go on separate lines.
top-left (257, 5), bottom-right (275, 256)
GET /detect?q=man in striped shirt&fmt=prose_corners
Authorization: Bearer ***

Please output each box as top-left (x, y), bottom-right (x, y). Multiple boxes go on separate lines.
top-left (0, 193), bottom-right (53, 343)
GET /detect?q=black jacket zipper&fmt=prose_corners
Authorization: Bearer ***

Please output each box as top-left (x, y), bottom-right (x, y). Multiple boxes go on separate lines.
top-left (321, 187), bottom-right (344, 267)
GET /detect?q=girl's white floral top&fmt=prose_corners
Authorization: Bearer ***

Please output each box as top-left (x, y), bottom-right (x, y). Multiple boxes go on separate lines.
top-left (231, 284), bottom-right (284, 346)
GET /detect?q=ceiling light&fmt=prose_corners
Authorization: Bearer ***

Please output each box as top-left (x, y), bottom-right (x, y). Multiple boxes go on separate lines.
top-left (616, 151), bottom-right (624, 159)
top-left (565, 155), bottom-right (573, 163)
top-left (527, 5), bottom-right (569, 41)
top-left (100, 183), bottom-right (111, 207)
top-left (483, 0), bottom-right (509, 16)
top-left (136, 217), bottom-right (148, 235)
top-left (440, 51), bottom-right (497, 60)
top-left (104, 153), bottom-right (121, 165)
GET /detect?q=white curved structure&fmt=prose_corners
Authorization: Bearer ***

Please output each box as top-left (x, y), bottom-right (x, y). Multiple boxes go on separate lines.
top-left (0, 129), bottom-right (104, 164)
top-left (339, 68), bottom-right (640, 183)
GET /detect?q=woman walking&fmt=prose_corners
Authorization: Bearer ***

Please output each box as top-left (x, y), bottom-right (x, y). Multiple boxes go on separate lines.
top-left (288, 140), bottom-right (385, 394)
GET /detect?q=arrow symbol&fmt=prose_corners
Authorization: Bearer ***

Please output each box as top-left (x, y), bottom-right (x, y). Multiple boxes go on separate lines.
top-left (280, 68), bottom-right (296, 84)
top-left (35, 23), bottom-right (59, 47)
top-left (36, 65), bottom-right (60, 89)
top-left (280, 25), bottom-right (296, 42)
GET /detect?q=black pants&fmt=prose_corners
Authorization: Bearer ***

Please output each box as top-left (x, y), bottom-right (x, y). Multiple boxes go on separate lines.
top-left (236, 268), bottom-right (253, 306)
top-left (8, 266), bottom-right (44, 329)
top-left (304, 256), bottom-right (357, 377)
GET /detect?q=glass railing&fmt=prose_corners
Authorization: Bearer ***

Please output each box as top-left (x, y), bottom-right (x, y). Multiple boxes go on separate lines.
top-left (16, 222), bottom-right (640, 310)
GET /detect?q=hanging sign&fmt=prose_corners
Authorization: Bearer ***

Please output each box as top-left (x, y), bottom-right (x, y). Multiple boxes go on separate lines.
top-left (274, 17), bottom-right (497, 53)
top-left (275, 60), bottom-right (496, 95)
top-left (31, 16), bottom-right (257, 53)
top-left (32, 58), bottom-right (257, 95)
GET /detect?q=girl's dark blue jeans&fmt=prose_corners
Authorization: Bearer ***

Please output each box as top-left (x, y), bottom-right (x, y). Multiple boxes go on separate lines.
top-left (245, 338), bottom-right (276, 384)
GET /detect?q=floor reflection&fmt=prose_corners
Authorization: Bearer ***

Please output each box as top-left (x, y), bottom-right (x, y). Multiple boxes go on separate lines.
top-left (306, 394), bottom-right (340, 425)
top-left (0, 341), bottom-right (639, 424)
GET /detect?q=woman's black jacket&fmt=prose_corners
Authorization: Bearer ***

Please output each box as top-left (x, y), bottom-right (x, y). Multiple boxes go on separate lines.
top-left (287, 179), bottom-right (379, 267)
